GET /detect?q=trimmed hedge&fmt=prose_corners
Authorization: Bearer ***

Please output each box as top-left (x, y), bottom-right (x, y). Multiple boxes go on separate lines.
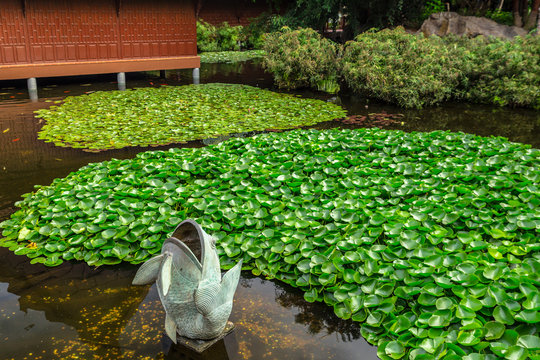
top-left (263, 27), bottom-right (540, 109)
top-left (263, 27), bottom-right (341, 94)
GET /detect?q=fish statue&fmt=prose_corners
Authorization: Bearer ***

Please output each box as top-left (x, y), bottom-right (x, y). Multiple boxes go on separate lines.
top-left (132, 219), bottom-right (242, 342)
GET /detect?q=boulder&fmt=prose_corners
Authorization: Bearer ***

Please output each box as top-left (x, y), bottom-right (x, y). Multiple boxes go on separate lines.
top-left (419, 12), bottom-right (528, 40)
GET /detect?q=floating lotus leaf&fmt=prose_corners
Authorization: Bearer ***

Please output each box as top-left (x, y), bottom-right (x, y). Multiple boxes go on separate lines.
top-left (200, 50), bottom-right (265, 63)
top-left (35, 83), bottom-right (346, 151)
top-left (1, 128), bottom-right (540, 358)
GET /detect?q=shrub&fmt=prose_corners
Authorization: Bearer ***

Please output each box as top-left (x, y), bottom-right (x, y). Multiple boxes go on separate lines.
top-left (197, 20), bottom-right (220, 52)
top-left (263, 27), bottom-right (341, 94)
top-left (485, 9), bottom-right (514, 26)
top-left (341, 27), bottom-right (465, 108)
top-left (456, 35), bottom-right (540, 109)
top-left (341, 28), bottom-right (540, 108)
top-left (197, 21), bottom-right (245, 52)
top-left (263, 26), bottom-right (539, 108)
top-left (217, 22), bottom-right (244, 51)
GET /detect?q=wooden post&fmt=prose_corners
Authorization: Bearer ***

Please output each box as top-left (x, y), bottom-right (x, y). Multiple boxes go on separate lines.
top-left (27, 77), bottom-right (38, 102)
top-left (193, 68), bottom-right (200, 85)
top-left (117, 72), bottom-right (126, 90)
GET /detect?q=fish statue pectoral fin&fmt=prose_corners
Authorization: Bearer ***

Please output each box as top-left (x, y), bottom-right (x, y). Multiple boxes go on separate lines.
top-left (161, 254), bottom-right (173, 296)
top-left (194, 281), bottom-right (221, 316)
top-left (132, 254), bottom-right (166, 285)
top-left (165, 313), bottom-right (178, 344)
top-left (218, 260), bottom-right (243, 304)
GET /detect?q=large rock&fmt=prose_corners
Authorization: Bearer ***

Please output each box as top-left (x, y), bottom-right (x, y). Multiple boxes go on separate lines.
top-left (420, 12), bottom-right (528, 39)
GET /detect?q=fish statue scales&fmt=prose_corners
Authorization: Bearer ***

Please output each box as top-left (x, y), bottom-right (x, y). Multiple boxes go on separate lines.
top-left (132, 219), bottom-right (242, 342)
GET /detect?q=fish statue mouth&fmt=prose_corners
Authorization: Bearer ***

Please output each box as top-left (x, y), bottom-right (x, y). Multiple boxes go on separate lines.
top-left (132, 219), bottom-right (242, 342)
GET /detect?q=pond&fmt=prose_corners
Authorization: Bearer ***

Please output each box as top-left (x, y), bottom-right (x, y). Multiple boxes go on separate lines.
top-left (0, 60), bottom-right (538, 360)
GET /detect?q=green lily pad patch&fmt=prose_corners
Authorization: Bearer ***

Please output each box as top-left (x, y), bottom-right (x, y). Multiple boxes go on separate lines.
top-left (35, 83), bottom-right (345, 151)
top-left (1, 128), bottom-right (540, 358)
top-left (200, 50), bottom-right (265, 63)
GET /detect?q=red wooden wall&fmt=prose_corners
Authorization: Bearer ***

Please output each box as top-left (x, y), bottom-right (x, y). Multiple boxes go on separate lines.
top-left (0, 0), bottom-right (199, 80)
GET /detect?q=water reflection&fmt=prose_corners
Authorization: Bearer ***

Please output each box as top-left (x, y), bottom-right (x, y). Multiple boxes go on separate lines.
top-left (165, 338), bottom-right (232, 360)
top-left (0, 247), bottom-right (149, 359)
top-left (0, 246), bottom-right (376, 360)
top-left (339, 97), bottom-right (540, 147)
top-left (275, 286), bottom-right (361, 342)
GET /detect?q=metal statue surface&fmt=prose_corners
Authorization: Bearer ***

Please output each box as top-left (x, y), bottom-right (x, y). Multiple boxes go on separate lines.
top-left (132, 219), bottom-right (242, 342)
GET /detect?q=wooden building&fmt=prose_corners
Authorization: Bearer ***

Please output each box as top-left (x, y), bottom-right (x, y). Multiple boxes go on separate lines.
top-left (0, 0), bottom-right (200, 97)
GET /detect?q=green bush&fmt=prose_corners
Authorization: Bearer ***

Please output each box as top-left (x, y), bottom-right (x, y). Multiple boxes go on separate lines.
top-left (339, 27), bottom-right (539, 108)
top-left (455, 34), bottom-right (540, 109)
top-left (197, 20), bottom-right (220, 52)
top-left (341, 28), bottom-right (465, 108)
top-left (485, 9), bottom-right (514, 26)
top-left (262, 27), bottom-right (539, 108)
top-left (217, 22), bottom-right (244, 51)
top-left (263, 27), bottom-right (341, 94)
top-left (197, 21), bottom-right (245, 52)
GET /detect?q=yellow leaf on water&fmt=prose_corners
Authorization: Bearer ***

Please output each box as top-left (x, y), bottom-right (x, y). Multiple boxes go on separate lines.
top-left (2, 128), bottom-right (9, 133)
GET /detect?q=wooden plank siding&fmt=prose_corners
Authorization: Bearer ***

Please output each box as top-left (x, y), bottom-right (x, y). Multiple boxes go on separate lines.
top-left (0, 0), bottom-right (200, 80)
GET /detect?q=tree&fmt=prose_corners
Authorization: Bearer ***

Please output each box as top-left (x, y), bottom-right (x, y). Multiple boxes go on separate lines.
top-left (285, 0), bottom-right (425, 37)
top-left (522, 0), bottom-right (540, 29)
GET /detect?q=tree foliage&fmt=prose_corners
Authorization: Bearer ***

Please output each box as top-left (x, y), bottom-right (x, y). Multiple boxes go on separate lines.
top-left (257, 0), bottom-right (539, 36)
top-left (284, 0), bottom-right (425, 36)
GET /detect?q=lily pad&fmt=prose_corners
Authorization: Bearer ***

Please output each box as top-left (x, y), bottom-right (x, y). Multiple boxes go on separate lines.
top-left (35, 84), bottom-right (346, 151)
top-left (1, 128), bottom-right (539, 359)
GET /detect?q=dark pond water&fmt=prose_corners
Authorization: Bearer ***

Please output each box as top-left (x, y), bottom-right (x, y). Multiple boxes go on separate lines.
top-left (0, 60), bottom-right (538, 360)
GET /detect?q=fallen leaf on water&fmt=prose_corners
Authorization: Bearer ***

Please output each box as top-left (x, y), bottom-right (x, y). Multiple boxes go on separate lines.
top-left (55, 158), bottom-right (63, 161)
top-left (2, 128), bottom-right (9, 133)
top-left (64, 90), bottom-right (71, 93)
top-left (12, 138), bottom-right (20, 142)
top-left (81, 84), bottom-right (92, 87)
top-left (0, 92), bottom-right (10, 95)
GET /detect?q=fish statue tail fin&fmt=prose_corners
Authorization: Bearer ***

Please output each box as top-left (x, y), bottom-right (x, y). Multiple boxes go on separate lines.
top-left (165, 313), bottom-right (178, 344)
top-left (219, 260), bottom-right (243, 304)
top-left (132, 253), bottom-right (166, 285)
